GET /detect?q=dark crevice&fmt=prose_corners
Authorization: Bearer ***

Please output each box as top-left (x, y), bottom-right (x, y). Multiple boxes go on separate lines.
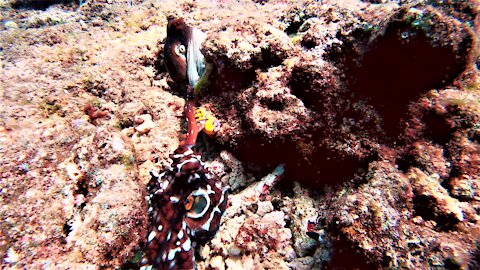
top-left (440, 177), bottom-right (453, 193)
top-left (301, 38), bottom-right (317, 49)
top-left (252, 0), bottom-right (269, 5)
top-left (104, 251), bottom-right (114, 261)
top-left (413, 195), bottom-right (436, 220)
top-left (423, 111), bottom-right (454, 146)
top-left (209, 59), bottom-right (257, 95)
top-left (413, 194), bottom-right (459, 231)
top-left (288, 64), bottom-right (341, 112)
top-left (467, 129), bottom-right (480, 143)
top-left (324, 236), bottom-right (379, 269)
top-left (396, 155), bottom-right (414, 173)
top-left (346, 20), bottom-right (469, 139)
top-left (468, 243), bottom-right (480, 270)
top-left (285, 20), bottom-right (305, 35)
top-left (247, 203), bottom-right (258, 213)
top-left (118, 118), bottom-right (134, 129)
top-left (289, 66), bottom-right (316, 109)
top-left (75, 180), bottom-right (88, 210)
top-left (152, 45), bottom-right (167, 75)
top-left (63, 219), bottom-right (73, 237)
top-left (257, 47), bottom-right (286, 71)
top-left (444, 257), bottom-right (462, 270)
top-left (271, 197), bottom-right (282, 210)
top-left (434, 213), bottom-right (460, 231)
top-left (260, 96), bottom-right (286, 111)
top-left (236, 134), bottom-right (373, 188)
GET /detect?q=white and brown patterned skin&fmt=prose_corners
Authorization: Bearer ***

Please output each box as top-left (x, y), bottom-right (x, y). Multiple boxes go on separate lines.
top-left (142, 17), bottom-right (227, 270)
top-left (143, 145), bottom-right (228, 270)
top-left (164, 17), bottom-right (206, 97)
top-left (164, 17), bottom-right (191, 93)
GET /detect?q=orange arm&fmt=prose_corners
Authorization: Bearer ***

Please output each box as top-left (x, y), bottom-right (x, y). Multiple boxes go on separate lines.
top-left (184, 100), bottom-right (199, 146)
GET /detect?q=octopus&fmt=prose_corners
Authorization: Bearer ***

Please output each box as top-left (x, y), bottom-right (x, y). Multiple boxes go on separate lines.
top-left (140, 17), bottom-right (228, 270)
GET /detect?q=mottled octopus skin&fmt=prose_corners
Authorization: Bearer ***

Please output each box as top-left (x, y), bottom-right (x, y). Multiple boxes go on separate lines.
top-left (164, 17), bottom-right (206, 96)
top-left (142, 17), bottom-right (226, 270)
top-left (164, 17), bottom-right (190, 93)
top-left (143, 144), bottom-right (228, 270)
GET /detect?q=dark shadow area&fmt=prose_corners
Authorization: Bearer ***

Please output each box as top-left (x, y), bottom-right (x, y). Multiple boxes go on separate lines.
top-left (346, 21), bottom-right (469, 138)
top-left (468, 128), bottom-right (480, 144)
top-left (235, 135), bottom-right (372, 188)
top-left (396, 153), bottom-right (415, 173)
top-left (467, 243), bottom-right (480, 270)
top-left (257, 47), bottom-right (287, 71)
top-left (207, 59), bottom-right (257, 96)
top-left (289, 64), bottom-right (339, 111)
top-left (324, 237), bottom-right (380, 270)
top-left (413, 194), bottom-right (437, 221)
top-left (62, 219), bottom-right (73, 237)
top-left (301, 35), bottom-right (318, 49)
top-left (252, 0), bottom-right (269, 4)
top-left (413, 194), bottom-right (459, 231)
top-left (423, 111), bottom-right (454, 146)
top-left (444, 257), bottom-right (462, 270)
top-left (150, 44), bottom-right (167, 74)
top-left (10, 0), bottom-right (77, 10)
top-left (284, 19), bottom-right (305, 36)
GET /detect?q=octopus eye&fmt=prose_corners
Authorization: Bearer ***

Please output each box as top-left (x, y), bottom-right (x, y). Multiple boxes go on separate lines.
top-left (175, 44), bottom-right (186, 56)
top-left (185, 189), bottom-right (210, 219)
top-left (191, 196), bottom-right (208, 214)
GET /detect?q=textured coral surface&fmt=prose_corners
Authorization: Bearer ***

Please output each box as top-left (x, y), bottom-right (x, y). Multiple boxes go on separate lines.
top-left (0, 0), bottom-right (479, 269)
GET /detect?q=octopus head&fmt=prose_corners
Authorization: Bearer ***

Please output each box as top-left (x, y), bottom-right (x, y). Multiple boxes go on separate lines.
top-left (164, 17), bottom-right (207, 95)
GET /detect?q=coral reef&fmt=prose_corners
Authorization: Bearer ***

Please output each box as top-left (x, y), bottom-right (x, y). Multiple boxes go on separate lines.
top-left (0, 0), bottom-right (478, 269)
top-left (199, 165), bottom-right (294, 269)
top-left (198, 0), bottom-right (477, 186)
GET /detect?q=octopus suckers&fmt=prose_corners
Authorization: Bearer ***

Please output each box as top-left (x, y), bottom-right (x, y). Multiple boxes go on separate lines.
top-left (147, 231), bottom-right (156, 242)
top-left (167, 247), bottom-right (181, 261)
top-left (161, 180), bottom-right (169, 190)
top-left (182, 238), bottom-right (191, 251)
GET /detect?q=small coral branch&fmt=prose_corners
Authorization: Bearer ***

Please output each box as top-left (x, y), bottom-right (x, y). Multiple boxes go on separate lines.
top-left (255, 164), bottom-right (285, 195)
top-left (225, 164), bottom-right (285, 219)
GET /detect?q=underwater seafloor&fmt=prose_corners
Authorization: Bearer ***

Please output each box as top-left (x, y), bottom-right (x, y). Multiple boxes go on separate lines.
top-left (0, 0), bottom-right (479, 269)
